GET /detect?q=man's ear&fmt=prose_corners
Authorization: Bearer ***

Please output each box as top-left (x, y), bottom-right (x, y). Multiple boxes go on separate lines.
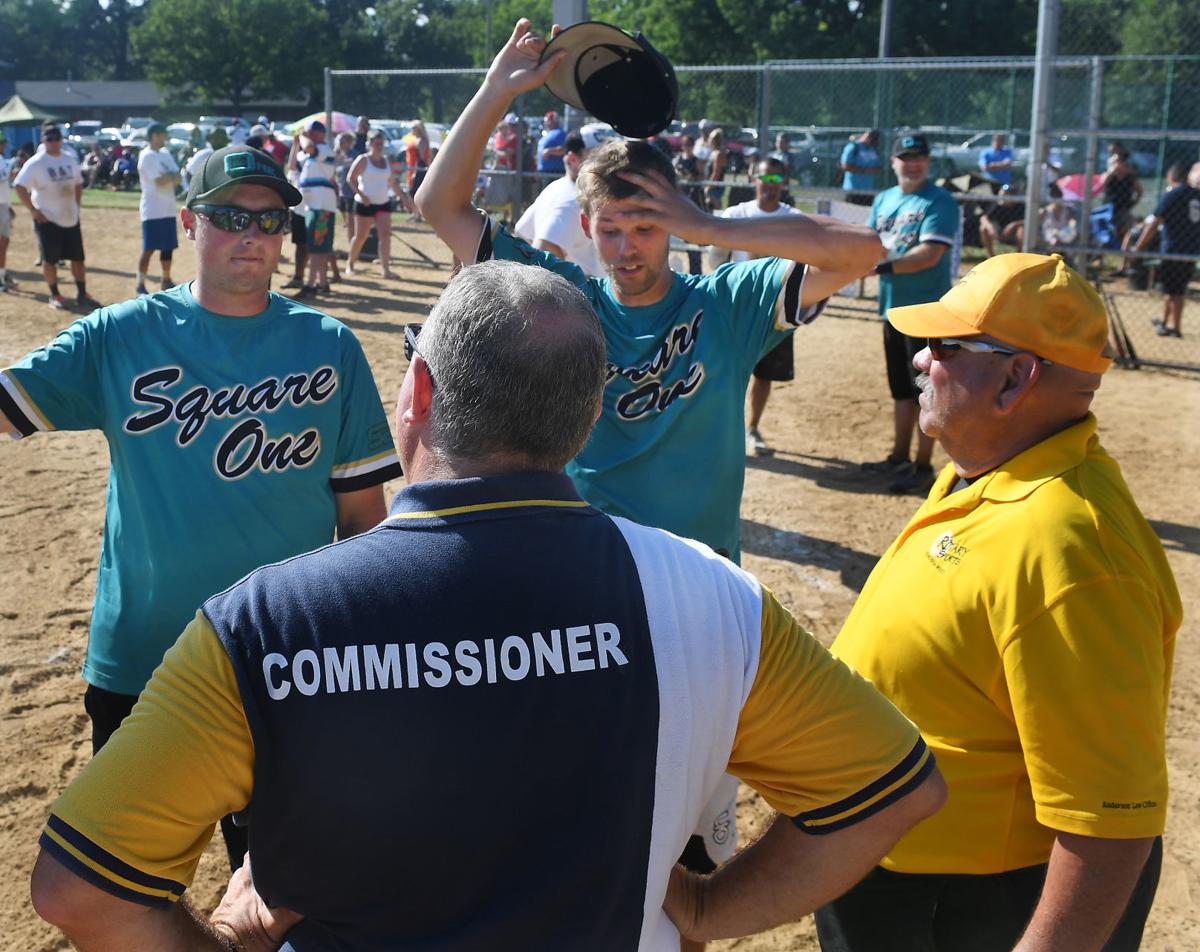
top-left (995, 353), bottom-right (1041, 415)
top-left (404, 357), bottom-right (434, 424)
top-left (580, 213), bottom-right (592, 239)
top-left (179, 207), bottom-right (196, 241)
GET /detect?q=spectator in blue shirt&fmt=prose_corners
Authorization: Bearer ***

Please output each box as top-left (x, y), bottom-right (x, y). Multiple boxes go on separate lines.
top-left (537, 110), bottom-right (566, 175)
top-left (979, 134), bottom-right (1014, 189)
top-left (840, 129), bottom-right (882, 206)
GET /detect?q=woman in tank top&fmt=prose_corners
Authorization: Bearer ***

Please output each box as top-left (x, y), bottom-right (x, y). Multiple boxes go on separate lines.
top-left (347, 130), bottom-right (402, 278)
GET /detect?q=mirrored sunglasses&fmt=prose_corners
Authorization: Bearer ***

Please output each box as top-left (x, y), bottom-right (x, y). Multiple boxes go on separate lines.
top-left (928, 337), bottom-right (1053, 365)
top-left (757, 173), bottom-right (785, 184)
top-left (192, 204), bottom-right (290, 235)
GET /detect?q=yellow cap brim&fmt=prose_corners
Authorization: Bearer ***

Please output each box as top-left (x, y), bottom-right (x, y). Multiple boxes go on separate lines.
top-left (887, 299), bottom-right (982, 339)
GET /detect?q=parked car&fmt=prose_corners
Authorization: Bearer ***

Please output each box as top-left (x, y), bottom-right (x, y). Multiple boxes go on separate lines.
top-left (930, 131), bottom-right (1080, 184)
top-left (66, 120), bottom-right (116, 153)
top-left (119, 116), bottom-right (158, 139)
top-left (197, 115), bottom-right (251, 140)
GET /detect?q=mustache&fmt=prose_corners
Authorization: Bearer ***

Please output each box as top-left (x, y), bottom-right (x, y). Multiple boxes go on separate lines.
top-left (916, 372), bottom-right (932, 392)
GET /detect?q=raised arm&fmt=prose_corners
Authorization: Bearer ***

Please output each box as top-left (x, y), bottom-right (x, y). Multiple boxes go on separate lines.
top-left (415, 19), bottom-right (565, 263)
top-left (613, 168), bottom-right (882, 305)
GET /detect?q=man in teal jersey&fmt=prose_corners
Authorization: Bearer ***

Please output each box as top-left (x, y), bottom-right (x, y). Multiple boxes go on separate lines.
top-left (0, 144), bottom-right (402, 868)
top-left (861, 132), bottom-right (960, 496)
top-left (416, 18), bottom-right (880, 940)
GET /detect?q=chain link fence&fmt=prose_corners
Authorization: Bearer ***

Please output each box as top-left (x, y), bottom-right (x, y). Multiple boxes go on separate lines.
top-left (328, 28), bottom-right (1199, 370)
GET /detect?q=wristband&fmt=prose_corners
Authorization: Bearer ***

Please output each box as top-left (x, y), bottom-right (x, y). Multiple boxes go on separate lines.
top-left (875, 261), bottom-right (895, 275)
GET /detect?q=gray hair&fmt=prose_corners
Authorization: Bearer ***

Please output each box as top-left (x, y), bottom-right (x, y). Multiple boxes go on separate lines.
top-left (419, 260), bottom-right (607, 471)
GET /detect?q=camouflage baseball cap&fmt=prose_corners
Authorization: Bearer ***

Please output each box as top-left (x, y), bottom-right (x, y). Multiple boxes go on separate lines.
top-left (185, 144), bottom-right (301, 208)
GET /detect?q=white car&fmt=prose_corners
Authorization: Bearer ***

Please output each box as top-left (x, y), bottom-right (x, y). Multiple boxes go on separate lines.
top-left (119, 117), bottom-right (158, 140)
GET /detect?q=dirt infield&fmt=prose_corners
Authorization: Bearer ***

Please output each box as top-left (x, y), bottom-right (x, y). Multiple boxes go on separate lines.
top-left (1, 205), bottom-right (1197, 951)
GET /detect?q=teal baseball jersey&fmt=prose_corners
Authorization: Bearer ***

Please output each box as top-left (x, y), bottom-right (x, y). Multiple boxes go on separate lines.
top-left (870, 183), bottom-right (961, 314)
top-left (480, 216), bottom-right (822, 562)
top-left (0, 283), bottom-right (401, 695)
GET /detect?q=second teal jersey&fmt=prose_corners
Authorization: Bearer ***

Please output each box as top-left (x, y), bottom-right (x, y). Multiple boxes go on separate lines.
top-left (481, 217), bottom-right (822, 561)
top-left (870, 183), bottom-right (961, 314)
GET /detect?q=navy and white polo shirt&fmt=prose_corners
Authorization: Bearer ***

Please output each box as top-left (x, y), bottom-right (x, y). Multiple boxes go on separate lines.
top-left (41, 472), bottom-right (932, 950)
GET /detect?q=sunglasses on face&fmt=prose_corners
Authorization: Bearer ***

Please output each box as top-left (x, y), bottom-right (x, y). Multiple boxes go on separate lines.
top-left (43, 133), bottom-right (62, 142)
top-left (757, 173), bottom-right (785, 184)
top-left (927, 337), bottom-right (1053, 365)
top-left (192, 204), bottom-right (290, 235)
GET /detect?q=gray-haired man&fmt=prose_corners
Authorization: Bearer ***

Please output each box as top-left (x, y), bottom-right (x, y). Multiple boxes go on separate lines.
top-left (32, 259), bottom-right (943, 951)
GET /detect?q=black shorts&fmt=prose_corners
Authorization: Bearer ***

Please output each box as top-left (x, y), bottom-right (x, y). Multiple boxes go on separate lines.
top-left (35, 221), bottom-right (85, 262)
top-left (290, 210), bottom-right (306, 246)
top-left (83, 683), bottom-right (248, 872)
top-left (815, 837), bottom-right (1162, 952)
top-left (753, 335), bottom-right (795, 382)
top-left (355, 200), bottom-right (395, 217)
top-left (884, 322), bottom-right (925, 401)
top-left (1159, 259), bottom-right (1195, 296)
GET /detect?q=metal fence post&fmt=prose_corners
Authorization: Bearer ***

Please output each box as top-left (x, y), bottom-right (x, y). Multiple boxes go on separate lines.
top-left (324, 67), bottom-right (333, 127)
top-left (1154, 57), bottom-right (1175, 185)
top-left (758, 65), bottom-right (771, 160)
top-left (1076, 56), bottom-right (1103, 272)
top-left (1023, 0), bottom-right (1060, 252)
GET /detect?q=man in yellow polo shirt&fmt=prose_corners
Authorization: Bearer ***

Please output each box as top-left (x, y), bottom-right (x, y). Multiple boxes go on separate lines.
top-left (817, 253), bottom-right (1182, 952)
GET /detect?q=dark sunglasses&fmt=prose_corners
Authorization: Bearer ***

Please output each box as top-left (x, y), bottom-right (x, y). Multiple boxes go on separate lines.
top-left (757, 173), bottom-right (785, 184)
top-left (927, 337), bottom-right (1053, 365)
top-left (192, 204), bottom-right (290, 235)
top-left (43, 132), bottom-right (63, 142)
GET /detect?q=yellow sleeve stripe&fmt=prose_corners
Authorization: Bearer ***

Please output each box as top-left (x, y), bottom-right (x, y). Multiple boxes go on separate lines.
top-left (388, 498), bottom-right (591, 521)
top-left (39, 815), bottom-right (185, 908)
top-left (793, 739), bottom-right (936, 834)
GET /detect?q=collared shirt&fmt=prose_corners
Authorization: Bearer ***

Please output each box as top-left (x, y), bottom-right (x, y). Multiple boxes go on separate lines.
top-left (41, 472), bottom-right (930, 949)
top-left (833, 415), bottom-right (1182, 875)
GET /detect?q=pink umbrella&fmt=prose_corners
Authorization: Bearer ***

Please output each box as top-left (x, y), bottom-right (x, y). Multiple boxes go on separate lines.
top-left (285, 111), bottom-right (358, 136)
top-left (1055, 173), bottom-right (1105, 202)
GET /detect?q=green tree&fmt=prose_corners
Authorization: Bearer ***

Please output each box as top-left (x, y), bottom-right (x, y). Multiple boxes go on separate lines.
top-left (0, 0), bottom-right (73, 79)
top-left (132, 0), bottom-right (324, 114)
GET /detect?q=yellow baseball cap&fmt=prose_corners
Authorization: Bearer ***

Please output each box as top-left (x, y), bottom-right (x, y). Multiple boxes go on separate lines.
top-left (888, 253), bottom-right (1113, 373)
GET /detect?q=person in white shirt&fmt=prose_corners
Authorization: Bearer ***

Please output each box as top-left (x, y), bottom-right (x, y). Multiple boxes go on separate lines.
top-left (712, 156), bottom-right (804, 457)
top-left (513, 123), bottom-right (614, 277)
top-left (136, 123), bottom-right (181, 295)
top-left (0, 128), bottom-right (15, 292)
top-left (183, 126), bottom-right (229, 192)
top-left (13, 122), bottom-right (100, 311)
top-left (346, 129), bottom-right (403, 278)
top-left (292, 119), bottom-right (338, 299)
